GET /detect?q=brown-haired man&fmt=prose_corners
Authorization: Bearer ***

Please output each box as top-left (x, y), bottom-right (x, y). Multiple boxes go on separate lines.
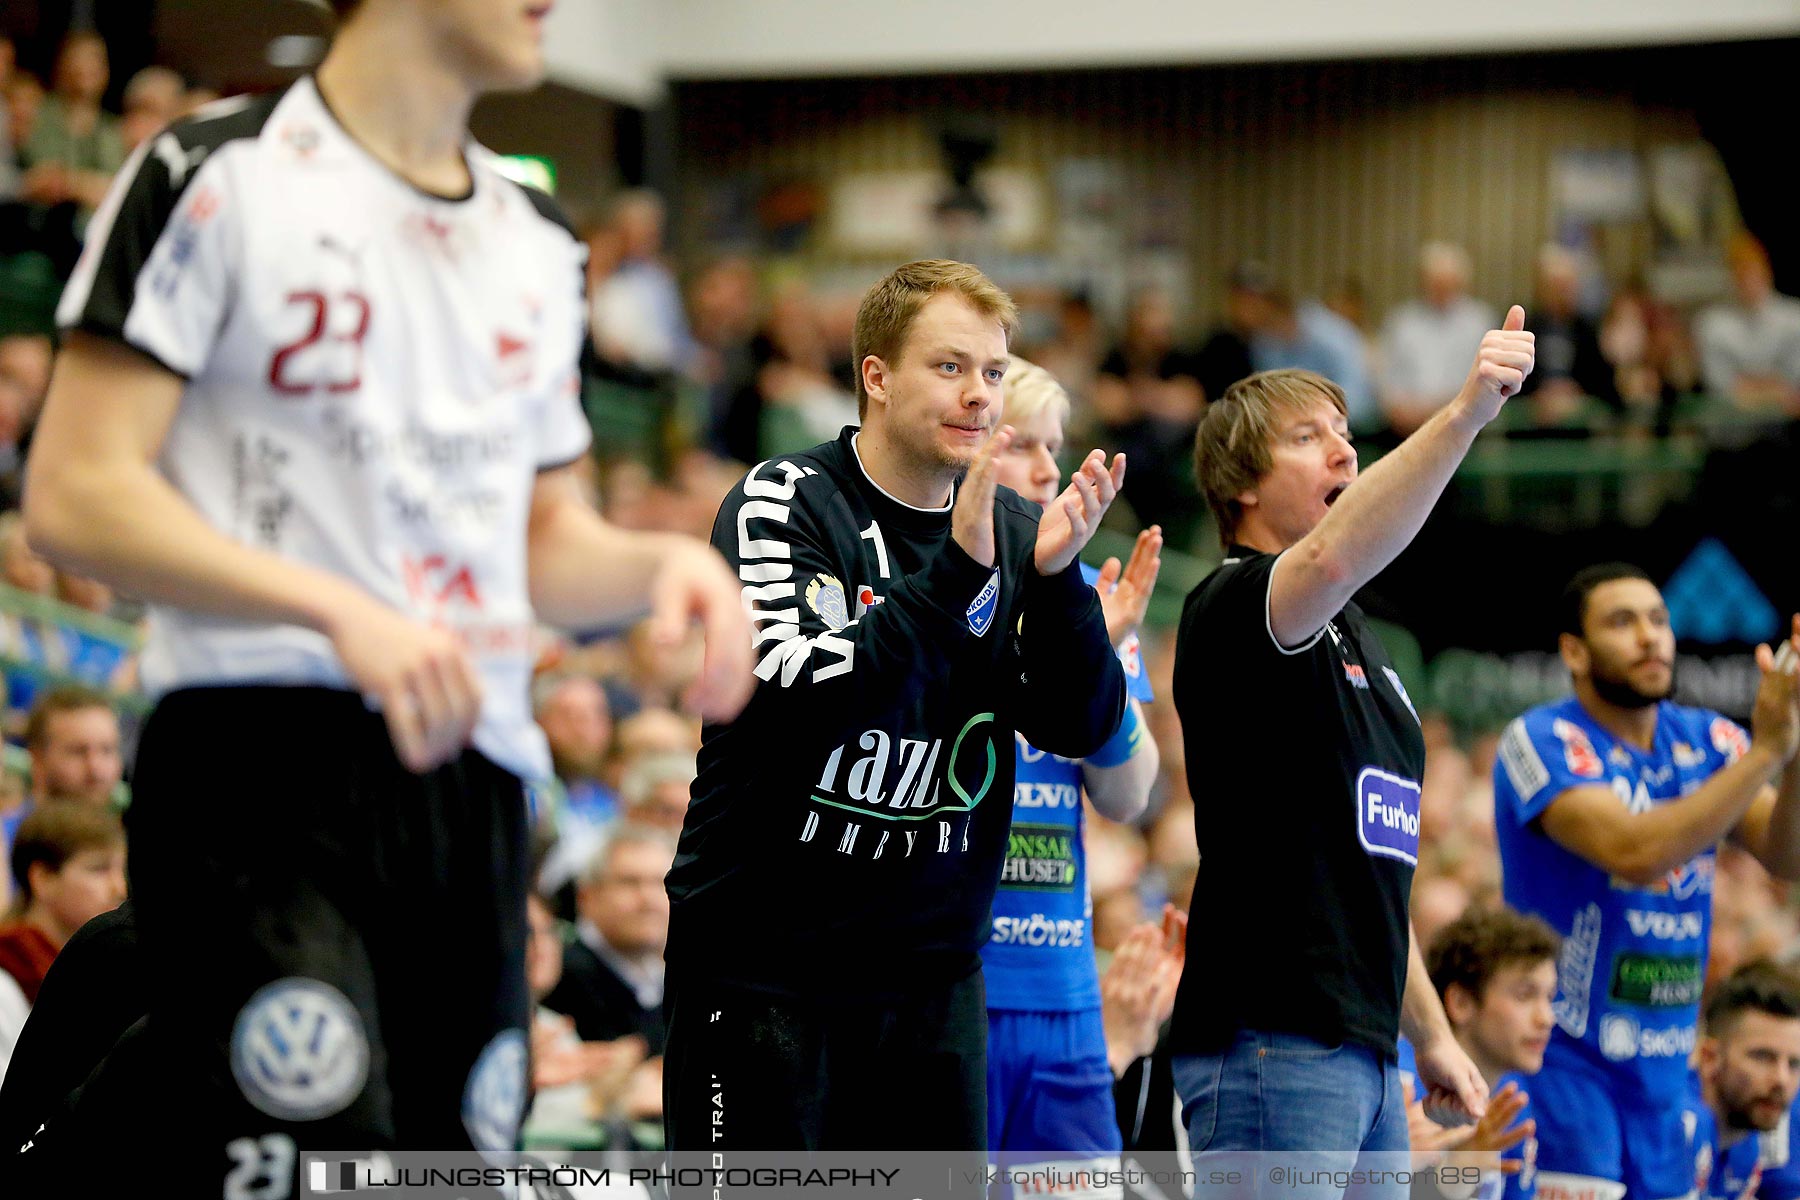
top-left (1169, 308), bottom-right (1535, 1189)
top-left (664, 258), bottom-right (1128, 1155)
top-left (0, 687), bottom-right (122, 912)
top-left (21, 685), bottom-right (121, 811)
top-left (1415, 907), bottom-right (1561, 1197)
top-left (1427, 909), bottom-right (1560, 1091)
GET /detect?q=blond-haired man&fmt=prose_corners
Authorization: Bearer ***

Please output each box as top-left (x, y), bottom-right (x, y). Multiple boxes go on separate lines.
top-left (1169, 309), bottom-right (1535, 1194)
top-left (983, 358), bottom-right (1166, 1171)
top-left (664, 260), bottom-right (1127, 1152)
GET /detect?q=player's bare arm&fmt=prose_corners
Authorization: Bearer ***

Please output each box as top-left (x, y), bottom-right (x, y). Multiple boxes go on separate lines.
top-left (1270, 306), bottom-right (1535, 646)
top-left (25, 332), bottom-right (481, 772)
top-left (525, 465), bottom-right (753, 722)
top-left (1081, 700), bottom-right (1159, 823)
top-left (1085, 522), bottom-right (1161, 821)
top-left (1540, 629), bottom-right (1799, 884)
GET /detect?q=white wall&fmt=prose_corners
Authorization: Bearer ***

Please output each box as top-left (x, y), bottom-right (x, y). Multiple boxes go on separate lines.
top-left (541, 0), bottom-right (666, 105)
top-left (545, 0), bottom-right (1800, 99)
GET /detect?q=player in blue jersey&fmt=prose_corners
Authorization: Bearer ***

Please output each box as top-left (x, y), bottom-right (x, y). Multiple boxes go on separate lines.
top-left (982, 359), bottom-right (1163, 1181)
top-left (1494, 563), bottom-right (1800, 1200)
top-left (1752, 1097), bottom-right (1800, 1200)
top-left (1418, 907), bottom-right (1560, 1200)
top-left (1688, 961), bottom-right (1800, 1200)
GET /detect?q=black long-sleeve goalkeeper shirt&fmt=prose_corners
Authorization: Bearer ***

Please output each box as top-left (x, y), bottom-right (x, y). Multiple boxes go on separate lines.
top-left (665, 428), bottom-right (1126, 998)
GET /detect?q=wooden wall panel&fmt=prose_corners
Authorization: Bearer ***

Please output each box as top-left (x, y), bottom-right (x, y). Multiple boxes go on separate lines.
top-left (673, 53), bottom-right (1703, 323)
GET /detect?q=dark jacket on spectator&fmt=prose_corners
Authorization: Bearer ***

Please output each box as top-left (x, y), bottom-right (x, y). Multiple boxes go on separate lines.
top-left (542, 937), bottom-right (665, 1055)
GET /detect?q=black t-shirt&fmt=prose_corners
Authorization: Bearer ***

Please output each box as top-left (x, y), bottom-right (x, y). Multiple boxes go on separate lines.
top-left (665, 428), bottom-right (1125, 999)
top-left (1168, 548), bottom-right (1425, 1056)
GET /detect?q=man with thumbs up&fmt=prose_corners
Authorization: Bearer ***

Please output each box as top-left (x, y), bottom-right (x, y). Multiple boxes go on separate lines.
top-left (1169, 308), bottom-right (1536, 1190)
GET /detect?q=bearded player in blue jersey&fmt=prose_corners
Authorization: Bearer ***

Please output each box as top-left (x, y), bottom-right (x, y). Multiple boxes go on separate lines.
top-left (1686, 961), bottom-right (1800, 1200)
top-left (1755, 1083), bottom-right (1800, 1200)
top-left (982, 359), bottom-right (1164, 1182)
top-left (1494, 563), bottom-right (1800, 1200)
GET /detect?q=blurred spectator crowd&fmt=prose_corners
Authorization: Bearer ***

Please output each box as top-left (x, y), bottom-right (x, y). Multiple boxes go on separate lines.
top-left (3, 21), bottom-right (1800, 1155)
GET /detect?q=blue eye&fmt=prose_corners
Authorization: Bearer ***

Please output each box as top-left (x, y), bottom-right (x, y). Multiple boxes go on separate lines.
top-left (941, 362), bottom-right (960, 374)
top-left (986, 368), bottom-right (1005, 382)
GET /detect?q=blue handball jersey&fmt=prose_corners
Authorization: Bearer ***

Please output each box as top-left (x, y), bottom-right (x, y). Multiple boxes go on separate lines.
top-left (1493, 1075), bottom-right (1539, 1200)
top-left (982, 566), bottom-right (1153, 1012)
top-left (1398, 1036), bottom-right (1536, 1200)
top-left (981, 737), bottom-right (1098, 1011)
top-left (1751, 1092), bottom-right (1800, 1200)
top-left (1687, 1070), bottom-right (1790, 1200)
top-left (1495, 697), bottom-right (1748, 1103)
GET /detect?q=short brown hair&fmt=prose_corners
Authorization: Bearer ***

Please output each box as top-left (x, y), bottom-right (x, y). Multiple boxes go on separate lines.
top-left (24, 684), bottom-right (114, 750)
top-left (1192, 368), bottom-right (1346, 547)
top-left (1704, 960), bottom-right (1800, 1040)
top-left (1426, 907), bottom-right (1560, 1005)
top-left (852, 260), bottom-right (1018, 418)
top-left (9, 800), bottom-right (125, 907)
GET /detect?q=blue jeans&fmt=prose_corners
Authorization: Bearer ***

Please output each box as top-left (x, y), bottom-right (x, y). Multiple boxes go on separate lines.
top-left (1173, 1030), bottom-right (1409, 1200)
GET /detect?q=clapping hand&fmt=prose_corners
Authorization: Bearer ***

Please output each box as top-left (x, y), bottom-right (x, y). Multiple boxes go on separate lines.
top-left (1096, 525), bottom-right (1163, 647)
top-left (1036, 450), bottom-right (1126, 576)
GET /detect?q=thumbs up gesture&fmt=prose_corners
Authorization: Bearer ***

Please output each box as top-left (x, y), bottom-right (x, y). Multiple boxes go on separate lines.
top-left (1456, 304), bottom-right (1536, 426)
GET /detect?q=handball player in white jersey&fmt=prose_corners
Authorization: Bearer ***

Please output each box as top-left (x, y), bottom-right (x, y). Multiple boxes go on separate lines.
top-left (17, 0), bottom-right (751, 1191)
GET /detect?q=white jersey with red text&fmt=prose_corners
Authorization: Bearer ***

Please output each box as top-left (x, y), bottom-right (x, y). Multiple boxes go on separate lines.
top-left (57, 78), bottom-right (592, 779)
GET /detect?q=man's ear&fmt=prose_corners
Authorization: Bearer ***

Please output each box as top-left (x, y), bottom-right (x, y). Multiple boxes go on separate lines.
top-left (1559, 632), bottom-right (1589, 678)
top-left (862, 355), bottom-right (889, 410)
top-left (1443, 981), bottom-right (1478, 1028)
top-left (1697, 1035), bottom-right (1721, 1083)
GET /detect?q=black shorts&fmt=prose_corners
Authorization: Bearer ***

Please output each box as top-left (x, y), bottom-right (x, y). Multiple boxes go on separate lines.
top-left (662, 969), bottom-right (988, 1154)
top-left (25, 687), bottom-right (532, 1194)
